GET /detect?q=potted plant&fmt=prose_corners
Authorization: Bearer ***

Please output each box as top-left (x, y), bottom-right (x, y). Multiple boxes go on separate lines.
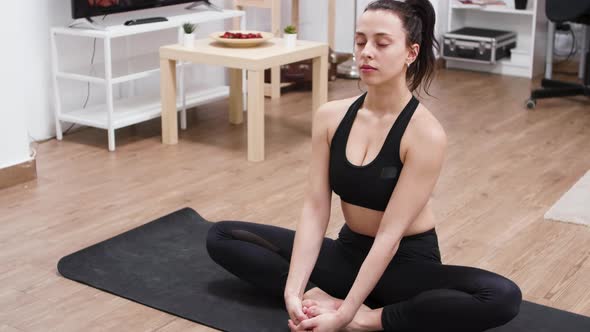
top-left (283, 25), bottom-right (297, 48)
top-left (182, 22), bottom-right (198, 47)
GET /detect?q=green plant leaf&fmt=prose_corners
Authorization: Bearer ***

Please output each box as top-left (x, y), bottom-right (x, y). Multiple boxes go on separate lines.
top-left (284, 25), bottom-right (297, 34)
top-left (182, 22), bottom-right (198, 34)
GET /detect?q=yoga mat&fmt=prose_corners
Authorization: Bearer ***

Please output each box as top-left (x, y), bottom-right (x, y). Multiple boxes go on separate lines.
top-left (58, 208), bottom-right (590, 331)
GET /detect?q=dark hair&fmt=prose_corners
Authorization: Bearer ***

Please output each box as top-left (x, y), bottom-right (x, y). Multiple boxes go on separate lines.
top-left (364, 0), bottom-right (439, 95)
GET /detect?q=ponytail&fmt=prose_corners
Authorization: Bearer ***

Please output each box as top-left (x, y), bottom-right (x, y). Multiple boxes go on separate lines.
top-left (405, 0), bottom-right (439, 95)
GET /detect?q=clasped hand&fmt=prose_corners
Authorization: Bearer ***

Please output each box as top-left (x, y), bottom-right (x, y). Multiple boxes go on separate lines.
top-left (285, 294), bottom-right (348, 332)
top-left (288, 311), bottom-right (347, 332)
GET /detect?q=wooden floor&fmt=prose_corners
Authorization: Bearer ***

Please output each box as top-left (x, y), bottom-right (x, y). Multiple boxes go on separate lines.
top-left (1, 68), bottom-right (589, 331)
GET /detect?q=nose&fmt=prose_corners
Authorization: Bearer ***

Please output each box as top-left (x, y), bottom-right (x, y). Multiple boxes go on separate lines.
top-left (358, 42), bottom-right (376, 61)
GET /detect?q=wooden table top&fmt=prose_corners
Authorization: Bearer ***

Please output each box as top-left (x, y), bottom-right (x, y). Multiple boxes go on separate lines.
top-left (160, 37), bottom-right (329, 70)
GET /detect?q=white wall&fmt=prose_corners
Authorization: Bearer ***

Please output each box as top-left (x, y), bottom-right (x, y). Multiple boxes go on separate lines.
top-left (0, 2), bottom-right (35, 169)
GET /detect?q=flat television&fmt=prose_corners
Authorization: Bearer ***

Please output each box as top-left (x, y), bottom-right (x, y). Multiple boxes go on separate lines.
top-left (71, 0), bottom-right (205, 19)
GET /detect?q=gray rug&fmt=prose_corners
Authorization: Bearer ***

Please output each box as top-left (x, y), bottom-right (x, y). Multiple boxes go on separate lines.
top-left (545, 170), bottom-right (590, 226)
top-left (58, 208), bottom-right (590, 331)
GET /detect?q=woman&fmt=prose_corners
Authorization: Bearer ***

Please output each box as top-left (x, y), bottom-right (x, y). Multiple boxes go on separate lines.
top-left (206, 0), bottom-right (522, 331)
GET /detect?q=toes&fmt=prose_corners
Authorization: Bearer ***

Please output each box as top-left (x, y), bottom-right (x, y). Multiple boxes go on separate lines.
top-left (302, 299), bottom-right (317, 308)
top-left (307, 305), bottom-right (325, 317)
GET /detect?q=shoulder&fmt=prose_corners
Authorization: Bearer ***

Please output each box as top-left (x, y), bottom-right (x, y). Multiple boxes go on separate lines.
top-left (402, 103), bottom-right (447, 161)
top-left (416, 105), bottom-right (446, 146)
top-left (315, 95), bottom-right (362, 143)
top-left (315, 96), bottom-right (358, 120)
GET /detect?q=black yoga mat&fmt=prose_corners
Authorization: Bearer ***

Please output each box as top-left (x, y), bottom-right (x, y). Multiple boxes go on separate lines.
top-left (58, 208), bottom-right (590, 332)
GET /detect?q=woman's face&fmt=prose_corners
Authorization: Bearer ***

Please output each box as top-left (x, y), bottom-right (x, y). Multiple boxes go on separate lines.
top-left (354, 10), bottom-right (419, 86)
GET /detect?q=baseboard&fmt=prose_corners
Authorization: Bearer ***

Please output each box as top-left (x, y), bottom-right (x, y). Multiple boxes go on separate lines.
top-left (0, 157), bottom-right (37, 190)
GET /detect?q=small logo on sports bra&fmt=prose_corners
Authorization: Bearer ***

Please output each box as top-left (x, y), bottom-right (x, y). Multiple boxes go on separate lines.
top-left (380, 166), bottom-right (398, 179)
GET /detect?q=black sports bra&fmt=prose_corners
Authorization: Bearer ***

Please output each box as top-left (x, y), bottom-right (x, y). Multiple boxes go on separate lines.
top-left (329, 92), bottom-right (419, 211)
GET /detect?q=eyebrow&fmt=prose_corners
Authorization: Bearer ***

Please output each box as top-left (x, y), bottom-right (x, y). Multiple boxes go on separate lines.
top-left (355, 32), bottom-right (393, 37)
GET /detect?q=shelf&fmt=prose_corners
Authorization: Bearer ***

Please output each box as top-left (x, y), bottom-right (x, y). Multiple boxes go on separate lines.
top-left (498, 57), bottom-right (529, 68)
top-left (446, 59), bottom-right (531, 78)
top-left (506, 48), bottom-right (531, 66)
top-left (51, 7), bottom-right (247, 151)
top-left (58, 86), bottom-right (229, 129)
top-left (451, 3), bottom-right (534, 16)
top-left (58, 52), bottom-right (174, 84)
top-left (52, 9), bottom-right (244, 38)
top-left (446, 0), bottom-right (544, 79)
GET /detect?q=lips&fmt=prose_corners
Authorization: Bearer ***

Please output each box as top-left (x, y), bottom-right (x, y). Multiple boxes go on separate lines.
top-left (360, 65), bottom-right (377, 70)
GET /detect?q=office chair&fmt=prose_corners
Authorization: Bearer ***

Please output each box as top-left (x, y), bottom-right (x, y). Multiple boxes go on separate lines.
top-left (526, 0), bottom-right (590, 109)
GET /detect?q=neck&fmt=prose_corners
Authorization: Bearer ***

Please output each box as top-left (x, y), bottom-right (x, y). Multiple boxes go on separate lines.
top-left (363, 75), bottom-right (413, 116)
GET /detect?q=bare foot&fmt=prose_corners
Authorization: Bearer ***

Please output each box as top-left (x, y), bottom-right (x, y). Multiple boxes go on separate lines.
top-left (301, 288), bottom-right (374, 332)
top-left (302, 287), bottom-right (372, 312)
top-left (302, 287), bottom-right (343, 311)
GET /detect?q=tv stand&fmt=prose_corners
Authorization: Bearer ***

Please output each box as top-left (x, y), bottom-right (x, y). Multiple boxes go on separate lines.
top-left (186, 1), bottom-right (223, 12)
top-left (51, 9), bottom-right (245, 151)
top-left (68, 17), bottom-right (106, 31)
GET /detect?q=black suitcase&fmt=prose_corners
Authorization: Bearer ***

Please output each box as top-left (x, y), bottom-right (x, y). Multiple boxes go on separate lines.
top-left (442, 27), bottom-right (517, 64)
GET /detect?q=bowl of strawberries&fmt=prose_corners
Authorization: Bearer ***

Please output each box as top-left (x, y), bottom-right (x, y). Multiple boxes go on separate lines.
top-left (209, 30), bottom-right (274, 48)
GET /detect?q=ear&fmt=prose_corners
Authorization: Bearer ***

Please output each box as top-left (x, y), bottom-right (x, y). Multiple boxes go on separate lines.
top-left (407, 43), bottom-right (420, 65)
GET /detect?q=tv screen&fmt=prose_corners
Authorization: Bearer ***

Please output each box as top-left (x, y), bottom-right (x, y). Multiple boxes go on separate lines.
top-left (71, 0), bottom-right (198, 19)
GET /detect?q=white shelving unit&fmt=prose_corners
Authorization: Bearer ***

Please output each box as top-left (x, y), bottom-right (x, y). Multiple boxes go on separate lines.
top-left (50, 8), bottom-right (245, 151)
top-left (445, 0), bottom-right (547, 78)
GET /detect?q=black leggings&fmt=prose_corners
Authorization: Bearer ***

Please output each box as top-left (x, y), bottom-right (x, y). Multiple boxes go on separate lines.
top-left (206, 220), bottom-right (522, 332)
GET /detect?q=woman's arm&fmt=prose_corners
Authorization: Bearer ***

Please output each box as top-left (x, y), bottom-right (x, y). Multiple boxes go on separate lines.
top-left (284, 102), bottom-right (335, 298)
top-left (336, 116), bottom-right (448, 324)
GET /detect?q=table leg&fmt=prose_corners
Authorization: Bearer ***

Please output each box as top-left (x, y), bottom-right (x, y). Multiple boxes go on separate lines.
top-left (292, 0), bottom-right (299, 28)
top-left (270, 0), bottom-right (281, 99)
top-left (229, 68), bottom-right (243, 124)
top-left (312, 55), bottom-right (329, 118)
top-left (270, 66), bottom-right (281, 99)
top-left (160, 58), bottom-right (178, 144)
top-left (328, 0), bottom-right (335, 50)
top-left (247, 70), bottom-right (265, 162)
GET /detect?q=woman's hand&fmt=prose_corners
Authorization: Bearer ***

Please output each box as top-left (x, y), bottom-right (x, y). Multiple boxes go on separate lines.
top-left (288, 311), bottom-right (348, 332)
top-left (285, 293), bottom-right (310, 326)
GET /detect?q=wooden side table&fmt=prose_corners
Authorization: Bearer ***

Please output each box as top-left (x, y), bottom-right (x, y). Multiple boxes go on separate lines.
top-left (232, 0), bottom-right (336, 98)
top-left (159, 37), bottom-right (329, 162)
top-left (233, 0), bottom-right (285, 99)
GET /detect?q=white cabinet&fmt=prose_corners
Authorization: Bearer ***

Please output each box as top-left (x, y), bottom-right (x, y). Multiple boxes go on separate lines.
top-left (445, 0), bottom-right (547, 78)
top-left (50, 9), bottom-right (245, 151)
